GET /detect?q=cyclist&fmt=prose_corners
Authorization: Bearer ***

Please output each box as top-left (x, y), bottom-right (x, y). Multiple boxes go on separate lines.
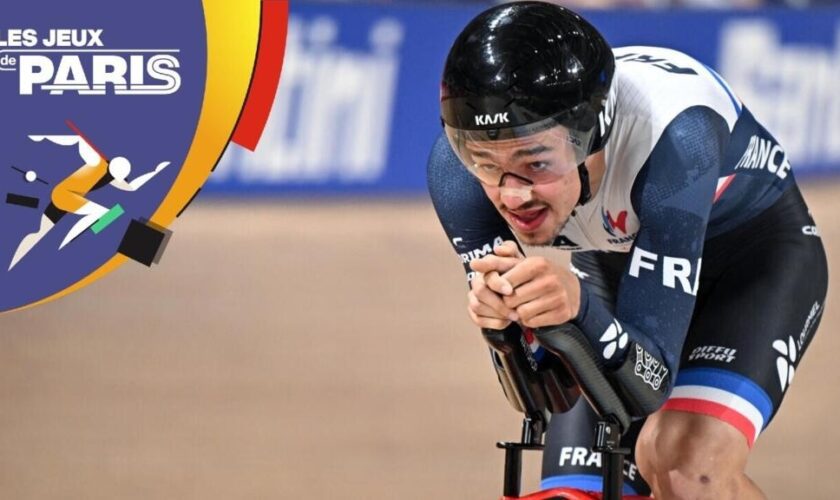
top-left (427, 2), bottom-right (828, 498)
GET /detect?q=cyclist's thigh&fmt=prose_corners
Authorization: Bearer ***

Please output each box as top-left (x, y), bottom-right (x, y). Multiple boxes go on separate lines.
top-left (664, 187), bottom-right (828, 448)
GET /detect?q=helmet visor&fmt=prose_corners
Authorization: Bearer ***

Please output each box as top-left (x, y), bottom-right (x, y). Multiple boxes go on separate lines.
top-left (444, 112), bottom-right (597, 186)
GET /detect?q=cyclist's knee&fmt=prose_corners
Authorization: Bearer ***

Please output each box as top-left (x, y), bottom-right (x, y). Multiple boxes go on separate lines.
top-left (635, 410), bottom-right (750, 499)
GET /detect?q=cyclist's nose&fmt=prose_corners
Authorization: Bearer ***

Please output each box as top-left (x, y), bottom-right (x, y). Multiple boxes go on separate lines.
top-left (499, 174), bottom-right (534, 208)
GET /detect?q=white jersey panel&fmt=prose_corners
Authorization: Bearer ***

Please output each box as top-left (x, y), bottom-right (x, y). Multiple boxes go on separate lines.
top-left (557, 46), bottom-right (742, 253)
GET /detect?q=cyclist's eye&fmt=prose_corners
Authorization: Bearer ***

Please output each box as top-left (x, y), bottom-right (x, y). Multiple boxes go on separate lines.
top-left (528, 161), bottom-right (551, 173)
top-left (474, 163), bottom-right (501, 173)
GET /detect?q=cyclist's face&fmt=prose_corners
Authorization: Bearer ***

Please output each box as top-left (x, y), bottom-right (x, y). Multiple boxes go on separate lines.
top-left (469, 132), bottom-right (582, 246)
top-left (462, 126), bottom-right (581, 186)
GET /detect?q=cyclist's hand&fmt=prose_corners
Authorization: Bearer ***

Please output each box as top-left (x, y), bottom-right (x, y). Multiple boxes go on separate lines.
top-left (470, 240), bottom-right (524, 298)
top-left (467, 271), bottom-right (518, 330)
top-left (467, 241), bottom-right (527, 329)
top-left (500, 257), bottom-right (580, 328)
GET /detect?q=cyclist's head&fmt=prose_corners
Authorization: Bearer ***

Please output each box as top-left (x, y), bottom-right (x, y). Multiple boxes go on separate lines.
top-left (440, 2), bottom-right (614, 186)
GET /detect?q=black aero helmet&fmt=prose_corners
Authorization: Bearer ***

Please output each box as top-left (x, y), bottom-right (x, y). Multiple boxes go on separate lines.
top-left (441, 2), bottom-right (614, 189)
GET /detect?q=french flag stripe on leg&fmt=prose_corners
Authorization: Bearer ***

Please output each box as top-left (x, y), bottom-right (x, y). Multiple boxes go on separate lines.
top-left (674, 367), bottom-right (773, 422)
top-left (663, 386), bottom-right (764, 447)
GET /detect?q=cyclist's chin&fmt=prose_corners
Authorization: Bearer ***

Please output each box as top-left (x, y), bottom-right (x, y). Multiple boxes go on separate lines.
top-left (513, 230), bottom-right (555, 246)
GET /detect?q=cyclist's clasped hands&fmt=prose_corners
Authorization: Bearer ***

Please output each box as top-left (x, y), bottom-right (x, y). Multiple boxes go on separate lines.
top-left (468, 241), bottom-right (581, 330)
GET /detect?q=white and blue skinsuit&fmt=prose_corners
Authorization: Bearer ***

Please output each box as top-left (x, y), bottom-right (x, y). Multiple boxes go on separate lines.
top-left (428, 47), bottom-right (828, 495)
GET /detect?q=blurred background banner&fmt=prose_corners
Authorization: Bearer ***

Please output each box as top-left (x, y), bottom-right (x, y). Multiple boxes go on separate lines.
top-left (208, 4), bottom-right (840, 195)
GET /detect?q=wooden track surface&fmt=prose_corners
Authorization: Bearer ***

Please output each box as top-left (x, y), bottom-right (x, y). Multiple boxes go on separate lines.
top-left (0, 182), bottom-right (837, 498)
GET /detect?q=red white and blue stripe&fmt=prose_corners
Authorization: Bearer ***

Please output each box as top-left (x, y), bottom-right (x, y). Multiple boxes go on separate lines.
top-left (523, 328), bottom-right (545, 362)
top-left (662, 368), bottom-right (773, 448)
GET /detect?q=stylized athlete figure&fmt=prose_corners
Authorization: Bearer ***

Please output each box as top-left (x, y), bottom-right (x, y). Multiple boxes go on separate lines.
top-left (428, 3), bottom-right (827, 498)
top-left (8, 134), bottom-right (169, 270)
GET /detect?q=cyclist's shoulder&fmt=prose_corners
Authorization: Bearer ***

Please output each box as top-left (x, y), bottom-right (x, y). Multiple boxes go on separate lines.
top-left (614, 45), bottom-right (699, 64)
top-left (611, 46), bottom-right (740, 132)
top-left (612, 45), bottom-right (712, 84)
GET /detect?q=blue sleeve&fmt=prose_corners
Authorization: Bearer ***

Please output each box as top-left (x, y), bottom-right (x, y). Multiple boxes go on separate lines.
top-left (572, 106), bottom-right (730, 385)
top-left (427, 132), bottom-right (518, 281)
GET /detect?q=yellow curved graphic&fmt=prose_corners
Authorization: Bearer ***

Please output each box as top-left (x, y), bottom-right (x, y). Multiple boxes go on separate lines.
top-left (14, 1), bottom-right (262, 312)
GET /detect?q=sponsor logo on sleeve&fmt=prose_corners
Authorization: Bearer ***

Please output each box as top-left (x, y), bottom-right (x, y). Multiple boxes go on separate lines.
top-left (634, 344), bottom-right (668, 391)
top-left (599, 319), bottom-right (628, 360)
top-left (459, 236), bottom-right (504, 264)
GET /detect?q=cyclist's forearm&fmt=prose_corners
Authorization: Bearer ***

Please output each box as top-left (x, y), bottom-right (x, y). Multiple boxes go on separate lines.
top-left (572, 285), bottom-right (673, 416)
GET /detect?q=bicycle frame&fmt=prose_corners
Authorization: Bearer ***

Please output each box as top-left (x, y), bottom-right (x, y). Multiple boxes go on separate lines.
top-left (483, 324), bottom-right (647, 500)
top-left (496, 417), bottom-right (635, 500)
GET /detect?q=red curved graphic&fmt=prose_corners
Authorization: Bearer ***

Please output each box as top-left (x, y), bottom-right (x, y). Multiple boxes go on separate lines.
top-left (65, 119), bottom-right (109, 161)
top-left (232, 0), bottom-right (289, 151)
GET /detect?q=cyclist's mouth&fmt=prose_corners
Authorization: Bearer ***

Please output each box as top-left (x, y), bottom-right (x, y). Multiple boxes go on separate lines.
top-left (507, 207), bottom-right (549, 232)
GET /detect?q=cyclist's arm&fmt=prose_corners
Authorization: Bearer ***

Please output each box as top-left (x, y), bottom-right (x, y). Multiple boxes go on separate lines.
top-left (427, 132), bottom-right (519, 280)
top-left (428, 132), bottom-right (535, 409)
top-left (572, 106), bottom-right (730, 416)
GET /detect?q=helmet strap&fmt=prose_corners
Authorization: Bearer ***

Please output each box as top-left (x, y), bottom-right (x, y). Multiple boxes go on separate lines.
top-left (577, 162), bottom-right (592, 206)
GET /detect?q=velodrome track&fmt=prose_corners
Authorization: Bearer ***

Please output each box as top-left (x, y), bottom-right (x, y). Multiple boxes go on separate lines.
top-left (0, 181), bottom-right (837, 499)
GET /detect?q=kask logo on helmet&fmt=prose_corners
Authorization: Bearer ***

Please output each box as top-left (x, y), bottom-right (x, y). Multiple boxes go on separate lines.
top-left (474, 112), bottom-right (510, 127)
